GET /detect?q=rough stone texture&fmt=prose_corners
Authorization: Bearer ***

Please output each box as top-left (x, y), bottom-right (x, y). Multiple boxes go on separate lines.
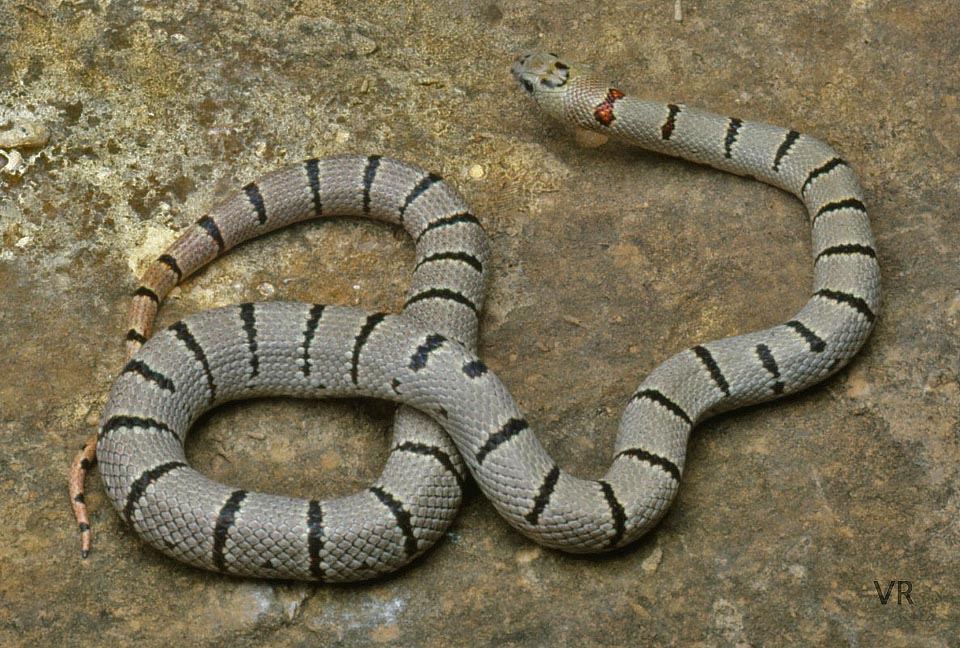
top-left (1, 1), bottom-right (957, 646)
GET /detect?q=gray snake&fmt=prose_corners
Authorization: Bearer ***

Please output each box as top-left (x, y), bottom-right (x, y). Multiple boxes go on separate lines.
top-left (74, 52), bottom-right (880, 581)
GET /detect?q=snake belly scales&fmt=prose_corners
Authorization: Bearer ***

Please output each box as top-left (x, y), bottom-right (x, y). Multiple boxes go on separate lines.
top-left (80, 53), bottom-right (880, 581)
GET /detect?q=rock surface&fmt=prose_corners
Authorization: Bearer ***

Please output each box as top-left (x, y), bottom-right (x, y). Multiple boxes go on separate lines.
top-left (1, 1), bottom-right (957, 646)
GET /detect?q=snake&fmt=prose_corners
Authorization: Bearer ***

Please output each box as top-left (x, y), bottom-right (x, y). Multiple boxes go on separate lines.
top-left (71, 52), bottom-right (880, 581)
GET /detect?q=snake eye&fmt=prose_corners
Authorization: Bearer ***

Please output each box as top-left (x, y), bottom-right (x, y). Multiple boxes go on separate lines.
top-left (520, 77), bottom-right (535, 93)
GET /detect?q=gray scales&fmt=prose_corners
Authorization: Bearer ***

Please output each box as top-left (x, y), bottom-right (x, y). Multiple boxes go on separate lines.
top-left (90, 53), bottom-right (880, 581)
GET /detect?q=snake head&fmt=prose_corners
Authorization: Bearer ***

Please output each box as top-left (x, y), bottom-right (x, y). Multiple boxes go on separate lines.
top-left (511, 51), bottom-right (592, 126)
top-left (511, 52), bottom-right (573, 94)
top-left (512, 52), bottom-right (616, 139)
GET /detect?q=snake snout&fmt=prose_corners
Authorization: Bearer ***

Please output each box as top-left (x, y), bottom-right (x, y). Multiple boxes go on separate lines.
top-left (511, 51), bottom-right (572, 94)
top-left (510, 53), bottom-right (539, 93)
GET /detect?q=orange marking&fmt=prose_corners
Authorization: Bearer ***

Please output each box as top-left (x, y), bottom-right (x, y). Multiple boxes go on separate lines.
top-left (593, 89), bottom-right (625, 126)
top-left (69, 433), bottom-right (98, 558)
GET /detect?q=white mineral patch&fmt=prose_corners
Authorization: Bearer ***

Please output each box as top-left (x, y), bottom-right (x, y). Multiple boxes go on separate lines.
top-left (0, 118), bottom-right (49, 148)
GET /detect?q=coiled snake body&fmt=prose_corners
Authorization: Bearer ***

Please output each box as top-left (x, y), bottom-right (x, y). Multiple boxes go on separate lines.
top-left (72, 53), bottom-right (880, 580)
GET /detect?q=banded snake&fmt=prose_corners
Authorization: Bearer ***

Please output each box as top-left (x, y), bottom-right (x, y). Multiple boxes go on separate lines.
top-left (69, 52), bottom-right (880, 580)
